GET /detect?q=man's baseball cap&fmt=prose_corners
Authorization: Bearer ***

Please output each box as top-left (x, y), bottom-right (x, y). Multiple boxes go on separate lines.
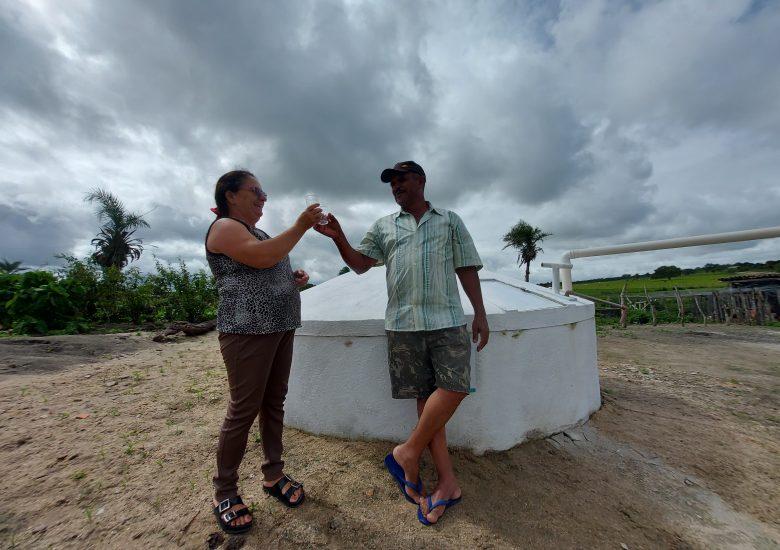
top-left (380, 161), bottom-right (426, 182)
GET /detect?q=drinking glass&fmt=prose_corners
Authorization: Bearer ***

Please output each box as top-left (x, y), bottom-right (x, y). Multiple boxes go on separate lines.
top-left (305, 193), bottom-right (328, 225)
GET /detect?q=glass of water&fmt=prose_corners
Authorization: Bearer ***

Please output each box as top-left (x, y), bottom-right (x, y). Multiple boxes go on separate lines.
top-left (305, 193), bottom-right (328, 225)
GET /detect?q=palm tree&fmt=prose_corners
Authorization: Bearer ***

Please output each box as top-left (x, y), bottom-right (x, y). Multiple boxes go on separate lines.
top-left (0, 259), bottom-right (25, 274)
top-left (502, 220), bottom-right (552, 282)
top-left (84, 188), bottom-right (150, 269)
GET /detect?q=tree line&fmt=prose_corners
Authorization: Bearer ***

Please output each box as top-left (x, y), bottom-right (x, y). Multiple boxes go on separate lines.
top-left (1, 188), bottom-right (557, 335)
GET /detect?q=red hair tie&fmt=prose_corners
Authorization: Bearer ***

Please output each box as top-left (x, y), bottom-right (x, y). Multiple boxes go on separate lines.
top-left (210, 207), bottom-right (220, 216)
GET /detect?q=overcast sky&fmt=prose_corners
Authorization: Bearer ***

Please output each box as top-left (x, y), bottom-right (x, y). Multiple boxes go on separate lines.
top-left (1, 0), bottom-right (778, 283)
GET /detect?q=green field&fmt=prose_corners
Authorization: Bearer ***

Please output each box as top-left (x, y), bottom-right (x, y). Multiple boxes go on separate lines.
top-left (573, 271), bottom-right (730, 300)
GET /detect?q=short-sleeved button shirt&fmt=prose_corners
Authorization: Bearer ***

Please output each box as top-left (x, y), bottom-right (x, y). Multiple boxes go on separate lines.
top-left (357, 204), bottom-right (482, 332)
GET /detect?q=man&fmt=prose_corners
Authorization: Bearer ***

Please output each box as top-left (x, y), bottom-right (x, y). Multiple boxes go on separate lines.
top-left (315, 161), bottom-right (489, 525)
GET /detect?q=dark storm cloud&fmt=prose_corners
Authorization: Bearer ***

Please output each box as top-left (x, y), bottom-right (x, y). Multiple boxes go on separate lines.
top-left (0, 203), bottom-right (90, 266)
top-left (1, 0), bottom-right (778, 280)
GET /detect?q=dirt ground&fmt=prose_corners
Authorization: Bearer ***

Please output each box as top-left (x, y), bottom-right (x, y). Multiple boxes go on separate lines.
top-left (0, 324), bottom-right (778, 549)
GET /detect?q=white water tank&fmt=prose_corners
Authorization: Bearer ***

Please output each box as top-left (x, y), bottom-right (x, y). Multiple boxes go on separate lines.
top-left (286, 268), bottom-right (600, 454)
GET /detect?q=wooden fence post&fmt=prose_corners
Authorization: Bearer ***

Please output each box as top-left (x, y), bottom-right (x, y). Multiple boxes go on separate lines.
top-left (619, 283), bottom-right (628, 328)
top-left (693, 295), bottom-right (706, 326)
top-left (674, 287), bottom-right (685, 327)
top-left (644, 285), bottom-right (657, 326)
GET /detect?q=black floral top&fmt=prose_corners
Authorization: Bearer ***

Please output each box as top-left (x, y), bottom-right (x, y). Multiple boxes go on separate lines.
top-left (205, 218), bottom-right (301, 334)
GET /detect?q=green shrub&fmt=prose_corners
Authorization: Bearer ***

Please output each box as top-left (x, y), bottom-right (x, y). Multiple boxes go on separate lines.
top-left (0, 272), bottom-right (22, 327)
top-left (3, 256), bottom-right (218, 335)
top-left (5, 271), bottom-right (84, 334)
top-left (148, 260), bottom-right (217, 323)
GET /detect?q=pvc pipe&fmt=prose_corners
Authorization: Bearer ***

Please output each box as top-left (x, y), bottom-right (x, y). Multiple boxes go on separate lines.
top-left (558, 226), bottom-right (780, 292)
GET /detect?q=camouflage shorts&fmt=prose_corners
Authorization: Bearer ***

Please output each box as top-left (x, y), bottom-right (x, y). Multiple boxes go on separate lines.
top-left (386, 325), bottom-right (471, 399)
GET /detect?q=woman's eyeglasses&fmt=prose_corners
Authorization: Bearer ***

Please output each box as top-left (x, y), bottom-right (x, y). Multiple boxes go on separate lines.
top-left (243, 187), bottom-right (268, 200)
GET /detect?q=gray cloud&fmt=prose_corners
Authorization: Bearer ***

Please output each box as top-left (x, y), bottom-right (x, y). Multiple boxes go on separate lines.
top-left (1, 0), bottom-right (778, 284)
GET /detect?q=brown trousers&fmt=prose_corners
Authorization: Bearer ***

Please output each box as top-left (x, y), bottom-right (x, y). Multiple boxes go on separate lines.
top-left (213, 329), bottom-right (295, 500)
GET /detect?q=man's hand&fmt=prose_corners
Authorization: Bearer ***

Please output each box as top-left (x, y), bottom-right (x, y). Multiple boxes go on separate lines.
top-left (313, 214), bottom-right (343, 240)
top-left (472, 313), bottom-right (489, 352)
top-left (293, 269), bottom-right (310, 287)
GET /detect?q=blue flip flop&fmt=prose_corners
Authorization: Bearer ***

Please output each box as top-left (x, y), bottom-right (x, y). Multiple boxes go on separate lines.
top-left (384, 453), bottom-right (422, 505)
top-left (417, 495), bottom-right (462, 526)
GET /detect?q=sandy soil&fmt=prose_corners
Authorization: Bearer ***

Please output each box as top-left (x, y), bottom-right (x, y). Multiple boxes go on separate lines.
top-left (0, 324), bottom-right (778, 549)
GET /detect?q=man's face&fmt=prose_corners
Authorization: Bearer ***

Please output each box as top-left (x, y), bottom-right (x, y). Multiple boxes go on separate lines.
top-left (390, 172), bottom-right (424, 207)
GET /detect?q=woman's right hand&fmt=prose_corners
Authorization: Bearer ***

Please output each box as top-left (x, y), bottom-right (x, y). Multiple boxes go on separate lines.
top-left (296, 204), bottom-right (324, 230)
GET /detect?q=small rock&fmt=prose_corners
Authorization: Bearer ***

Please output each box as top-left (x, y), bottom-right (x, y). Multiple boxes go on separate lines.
top-left (329, 517), bottom-right (343, 530)
top-left (684, 478), bottom-right (695, 486)
top-left (105, 381), bottom-right (118, 387)
top-left (96, 507), bottom-right (105, 516)
top-left (621, 544), bottom-right (629, 550)
top-left (75, 413), bottom-right (90, 419)
top-left (132, 531), bottom-right (143, 540)
top-left (563, 430), bottom-right (585, 442)
top-left (31, 525), bottom-right (47, 534)
top-left (365, 488), bottom-right (375, 497)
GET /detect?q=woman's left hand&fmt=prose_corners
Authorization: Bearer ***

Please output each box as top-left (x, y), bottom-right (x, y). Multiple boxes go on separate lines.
top-left (293, 269), bottom-right (310, 287)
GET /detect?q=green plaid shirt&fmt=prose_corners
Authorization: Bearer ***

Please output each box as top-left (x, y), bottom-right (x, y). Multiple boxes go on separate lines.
top-left (357, 204), bottom-right (482, 332)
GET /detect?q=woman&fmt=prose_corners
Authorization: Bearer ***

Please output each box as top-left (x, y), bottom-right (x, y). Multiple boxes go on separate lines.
top-left (205, 170), bottom-right (321, 534)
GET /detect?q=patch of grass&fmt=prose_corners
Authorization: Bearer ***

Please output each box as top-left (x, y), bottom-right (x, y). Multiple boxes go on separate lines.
top-left (131, 371), bottom-right (144, 384)
top-left (253, 432), bottom-right (262, 445)
top-left (574, 271), bottom-right (730, 299)
top-left (107, 407), bottom-right (119, 417)
top-left (71, 470), bottom-right (86, 481)
top-left (58, 412), bottom-right (70, 420)
top-left (20, 386), bottom-right (29, 397)
top-left (726, 365), bottom-right (748, 373)
top-left (187, 384), bottom-right (205, 400)
top-left (639, 367), bottom-right (650, 375)
top-left (84, 506), bottom-right (93, 522)
top-left (731, 410), bottom-right (755, 422)
top-left (122, 434), bottom-right (136, 455)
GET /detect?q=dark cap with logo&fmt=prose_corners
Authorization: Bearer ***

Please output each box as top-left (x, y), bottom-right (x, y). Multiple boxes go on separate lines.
top-left (380, 160), bottom-right (426, 183)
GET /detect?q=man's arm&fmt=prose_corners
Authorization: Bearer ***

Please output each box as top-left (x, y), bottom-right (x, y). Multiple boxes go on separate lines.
top-left (456, 267), bottom-right (489, 351)
top-left (314, 214), bottom-right (378, 274)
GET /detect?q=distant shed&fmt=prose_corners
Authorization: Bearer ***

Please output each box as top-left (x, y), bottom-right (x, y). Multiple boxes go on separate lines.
top-left (719, 272), bottom-right (780, 288)
top-left (719, 273), bottom-right (780, 318)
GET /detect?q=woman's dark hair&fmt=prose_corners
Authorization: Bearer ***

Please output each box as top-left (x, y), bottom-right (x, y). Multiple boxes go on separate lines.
top-left (214, 170), bottom-right (256, 217)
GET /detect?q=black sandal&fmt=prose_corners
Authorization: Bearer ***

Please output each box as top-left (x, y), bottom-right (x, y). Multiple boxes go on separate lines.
top-left (213, 496), bottom-right (252, 534)
top-left (262, 474), bottom-right (306, 508)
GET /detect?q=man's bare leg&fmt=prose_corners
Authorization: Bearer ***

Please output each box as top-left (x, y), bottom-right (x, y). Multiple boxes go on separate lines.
top-left (392, 388), bottom-right (467, 505)
top-left (414, 397), bottom-right (463, 523)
